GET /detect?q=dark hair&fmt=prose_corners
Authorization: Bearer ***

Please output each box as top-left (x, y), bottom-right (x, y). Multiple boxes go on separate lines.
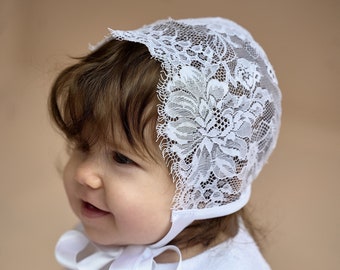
top-left (49, 39), bottom-right (262, 250)
top-left (49, 39), bottom-right (162, 158)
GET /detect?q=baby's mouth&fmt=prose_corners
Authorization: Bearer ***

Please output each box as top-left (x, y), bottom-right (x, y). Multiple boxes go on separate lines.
top-left (81, 201), bottom-right (110, 218)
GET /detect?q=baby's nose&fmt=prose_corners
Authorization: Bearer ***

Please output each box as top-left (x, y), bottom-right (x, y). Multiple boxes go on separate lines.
top-left (83, 176), bottom-right (102, 189)
top-left (75, 160), bottom-right (103, 189)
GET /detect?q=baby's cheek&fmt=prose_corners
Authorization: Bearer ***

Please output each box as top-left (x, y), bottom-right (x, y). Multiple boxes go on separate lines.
top-left (120, 208), bottom-right (168, 243)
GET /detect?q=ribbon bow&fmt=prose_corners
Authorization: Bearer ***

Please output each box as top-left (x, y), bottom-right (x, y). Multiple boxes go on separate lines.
top-left (55, 229), bottom-right (182, 270)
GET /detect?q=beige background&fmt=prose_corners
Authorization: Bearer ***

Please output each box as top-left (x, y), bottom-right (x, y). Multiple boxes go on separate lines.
top-left (1, 0), bottom-right (339, 269)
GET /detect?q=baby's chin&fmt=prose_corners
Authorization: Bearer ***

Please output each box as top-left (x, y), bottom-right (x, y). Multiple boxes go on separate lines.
top-left (84, 229), bottom-right (157, 247)
top-left (81, 225), bottom-right (116, 246)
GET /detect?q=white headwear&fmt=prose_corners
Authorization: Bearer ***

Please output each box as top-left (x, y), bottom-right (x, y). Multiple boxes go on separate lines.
top-left (56, 17), bottom-right (281, 269)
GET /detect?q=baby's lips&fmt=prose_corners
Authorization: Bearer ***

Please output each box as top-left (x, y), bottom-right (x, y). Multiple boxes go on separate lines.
top-left (81, 200), bottom-right (111, 218)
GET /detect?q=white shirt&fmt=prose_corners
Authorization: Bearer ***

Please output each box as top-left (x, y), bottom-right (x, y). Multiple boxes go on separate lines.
top-left (156, 227), bottom-right (271, 270)
top-left (56, 225), bottom-right (270, 270)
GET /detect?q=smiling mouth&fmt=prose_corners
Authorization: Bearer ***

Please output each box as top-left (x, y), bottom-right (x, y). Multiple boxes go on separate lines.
top-left (81, 201), bottom-right (110, 218)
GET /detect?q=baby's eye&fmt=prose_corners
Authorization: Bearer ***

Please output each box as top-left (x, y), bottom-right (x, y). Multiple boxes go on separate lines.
top-left (111, 151), bottom-right (135, 165)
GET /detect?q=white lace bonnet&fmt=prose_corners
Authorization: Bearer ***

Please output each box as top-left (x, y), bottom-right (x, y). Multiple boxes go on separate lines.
top-left (96, 17), bottom-right (282, 247)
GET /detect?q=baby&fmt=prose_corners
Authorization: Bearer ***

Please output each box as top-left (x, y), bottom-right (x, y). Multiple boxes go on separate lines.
top-left (50, 17), bottom-right (281, 269)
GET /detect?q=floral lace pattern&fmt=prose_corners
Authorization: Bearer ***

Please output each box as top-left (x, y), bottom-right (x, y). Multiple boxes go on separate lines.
top-left (110, 18), bottom-right (281, 211)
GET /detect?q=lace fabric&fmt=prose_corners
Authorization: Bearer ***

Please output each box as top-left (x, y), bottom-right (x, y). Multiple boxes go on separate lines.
top-left (107, 18), bottom-right (281, 212)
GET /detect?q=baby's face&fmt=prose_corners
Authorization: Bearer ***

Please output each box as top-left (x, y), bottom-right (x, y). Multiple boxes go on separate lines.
top-left (62, 139), bottom-right (175, 246)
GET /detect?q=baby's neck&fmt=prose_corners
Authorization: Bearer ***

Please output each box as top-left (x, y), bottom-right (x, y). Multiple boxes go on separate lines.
top-left (154, 231), bottom-right (229, 263)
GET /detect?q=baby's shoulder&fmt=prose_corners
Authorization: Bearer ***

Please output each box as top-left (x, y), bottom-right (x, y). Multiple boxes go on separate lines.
top-left (210, 232), bottom-right (271, 269)
top-left (157, 229), bottom-right (271, 270)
